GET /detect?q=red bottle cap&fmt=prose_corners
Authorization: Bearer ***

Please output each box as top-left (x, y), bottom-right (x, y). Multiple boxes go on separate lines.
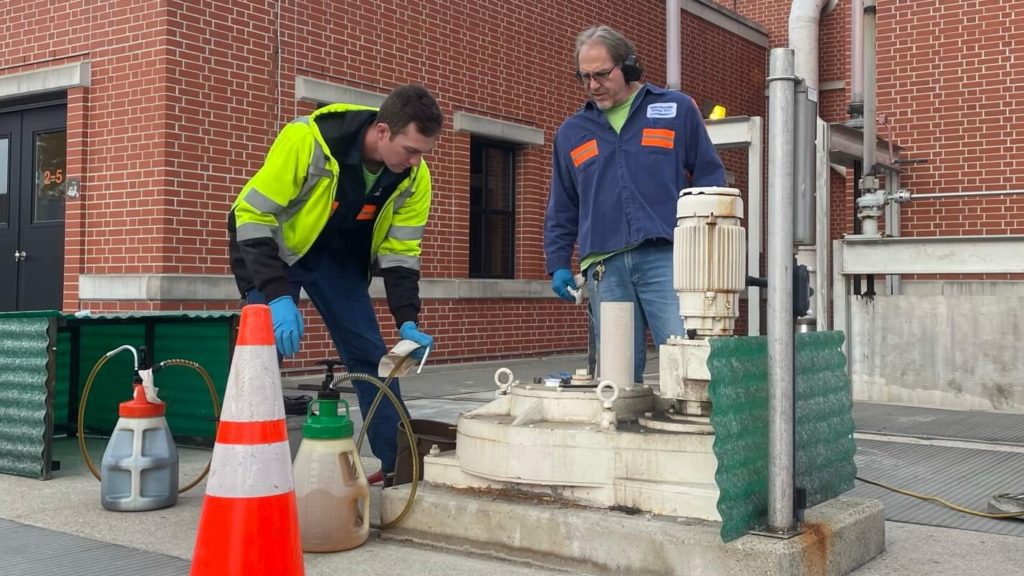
top-left (118, 384), bottom-right (166, 418)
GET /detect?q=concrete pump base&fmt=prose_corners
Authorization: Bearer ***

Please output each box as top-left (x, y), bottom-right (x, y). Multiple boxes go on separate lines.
top-left (381, 484), bottom-right (885, 576)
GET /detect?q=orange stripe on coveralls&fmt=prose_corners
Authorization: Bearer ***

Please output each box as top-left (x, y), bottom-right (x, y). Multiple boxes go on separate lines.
top-left (571, 139), bottom-right (599, 166)
top-left (216, 419), bottom-right (288, 444)
top-left (641, 128), bottom-right (675, 149)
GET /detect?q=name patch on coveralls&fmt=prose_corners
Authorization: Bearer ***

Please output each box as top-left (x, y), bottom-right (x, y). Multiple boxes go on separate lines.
top-left (647, 103), bottom-right (677, 118)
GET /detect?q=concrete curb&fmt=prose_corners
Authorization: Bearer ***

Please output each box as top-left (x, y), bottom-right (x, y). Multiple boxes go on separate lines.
top-left (381, 484), bottom-right (885, 576)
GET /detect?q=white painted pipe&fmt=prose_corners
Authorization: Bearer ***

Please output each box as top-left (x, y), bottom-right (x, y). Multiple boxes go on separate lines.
top-left (666, 0), bottom-right (681, 90)
top-left (850, 0), bottom-right (864, 113)
top-left (788, 0), bottom-right (837, 91)
top-left (599, 302), bottom-right (634, 388)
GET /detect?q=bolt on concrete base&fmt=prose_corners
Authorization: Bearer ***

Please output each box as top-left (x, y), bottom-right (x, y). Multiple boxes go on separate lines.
top-left (381, 484), bottom-right (885, 576)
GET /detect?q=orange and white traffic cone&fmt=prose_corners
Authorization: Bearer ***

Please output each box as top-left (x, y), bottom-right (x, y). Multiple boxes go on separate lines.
top-left (190, 304), bottom-right (304, 576)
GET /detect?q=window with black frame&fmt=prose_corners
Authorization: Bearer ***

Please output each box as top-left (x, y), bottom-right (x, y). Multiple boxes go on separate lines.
top-left (469, 138), bottom-right (516, 278)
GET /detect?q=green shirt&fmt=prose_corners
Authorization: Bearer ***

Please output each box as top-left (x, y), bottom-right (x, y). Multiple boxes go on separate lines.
top-left (603, 90), bottom-right (637, 134)
top-left (362, 164), bottom-right (382, 195)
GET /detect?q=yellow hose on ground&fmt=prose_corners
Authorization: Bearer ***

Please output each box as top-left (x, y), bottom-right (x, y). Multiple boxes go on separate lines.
top-left (76, 355), bottom-right (220, 494)
top-left (856, 475), bottom-right (1024, 519)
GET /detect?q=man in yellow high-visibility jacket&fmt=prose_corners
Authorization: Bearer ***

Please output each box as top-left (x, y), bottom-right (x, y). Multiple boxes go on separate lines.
top-left (228, 84), bottom-right (443, 481)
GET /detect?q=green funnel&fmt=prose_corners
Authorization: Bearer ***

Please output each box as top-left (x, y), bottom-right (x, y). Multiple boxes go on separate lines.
top-left (302, 398), bottom-right (354, 439)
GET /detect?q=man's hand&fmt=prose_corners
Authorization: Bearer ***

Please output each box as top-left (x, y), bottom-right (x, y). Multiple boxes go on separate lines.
top-left (551, 268), bottom-right (577, 301)
top-left (268, 296), bottom-right (304, 357)
top-left (399, 321), bottom-right (433, 360)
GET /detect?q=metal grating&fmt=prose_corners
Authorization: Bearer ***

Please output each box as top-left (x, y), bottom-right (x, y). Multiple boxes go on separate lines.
top-left (855, 402), bottom-right (1024, 445)
top-left (851, 439), bottom-right (1024, 537)
top-left (0, 519), bottom-right (189, 575)
top-left (709, 331), bottom-right (857, 542)
top-left (0, 316), bottom-right (55, 479)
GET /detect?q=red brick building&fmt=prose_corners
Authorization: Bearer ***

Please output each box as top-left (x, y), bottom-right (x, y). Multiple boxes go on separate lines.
top-left (3, 1), bottom-right (1015, 372)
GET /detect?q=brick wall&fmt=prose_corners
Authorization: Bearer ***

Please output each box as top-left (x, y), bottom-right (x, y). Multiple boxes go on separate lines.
top-left (2, 0), bottom-right (764, 367)
top-left (877, 0), bottom-right (1024, 240)
top-left (722, 0), bottom-right (1024, 243)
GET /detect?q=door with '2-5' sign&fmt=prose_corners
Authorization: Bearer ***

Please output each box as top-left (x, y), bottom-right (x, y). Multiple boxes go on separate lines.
top-left (0, 105), bottom-right (66, 312)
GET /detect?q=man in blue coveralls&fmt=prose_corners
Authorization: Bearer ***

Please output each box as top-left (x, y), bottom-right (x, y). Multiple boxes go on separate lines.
top-left (545, 26), bottom-right (726, 384)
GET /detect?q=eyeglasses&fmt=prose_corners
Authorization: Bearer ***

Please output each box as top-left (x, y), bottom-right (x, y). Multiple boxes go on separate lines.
top-left (575, 65), bottom-right (618, 86)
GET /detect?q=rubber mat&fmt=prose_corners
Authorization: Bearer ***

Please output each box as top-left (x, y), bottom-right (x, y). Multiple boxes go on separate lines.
top-left (850, 438), bottom-right (1024, 537)
top-left (0, 519), bottom-right (188, 576)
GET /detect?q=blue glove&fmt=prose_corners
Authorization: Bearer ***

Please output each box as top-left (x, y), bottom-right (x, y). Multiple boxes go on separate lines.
top-left (551, 268), bottom-right (577, 301)
top-left (399, 321), bottom-right (433, 360)
top-left (268, 296), bottom-right (304, 357)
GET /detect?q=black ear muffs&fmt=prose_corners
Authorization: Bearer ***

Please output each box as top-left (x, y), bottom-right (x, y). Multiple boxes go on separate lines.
top-left (621, 54), bottom-right (643, 83)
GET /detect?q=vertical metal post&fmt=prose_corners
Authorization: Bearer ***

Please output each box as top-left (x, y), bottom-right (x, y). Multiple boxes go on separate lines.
top-left (856, 0), bottom-right (882, 237)
top-left (815, 118), bottom-right (831, 330)
top-left (767, 48), bottom-right (797, 534)
top-left (748, 117), bottom-right (764, 336)
top-left (793, 80), bottom-right (817, 246)
top-left (863, 0), bottom-right (877, 174)
top-left (849, 0), bottom-right (864, 117)
top-left (666, 0), bottom-right (681, 90)
top-left (885, 168), bottom-right (902, 295)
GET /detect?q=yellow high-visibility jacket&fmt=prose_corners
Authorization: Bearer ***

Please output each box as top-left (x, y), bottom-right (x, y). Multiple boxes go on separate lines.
top-left (228, 103), bottom-right (431, 327)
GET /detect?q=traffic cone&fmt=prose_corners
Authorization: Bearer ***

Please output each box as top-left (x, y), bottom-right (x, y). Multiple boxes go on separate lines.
top-left (190, 304), bottom-right (304, 576)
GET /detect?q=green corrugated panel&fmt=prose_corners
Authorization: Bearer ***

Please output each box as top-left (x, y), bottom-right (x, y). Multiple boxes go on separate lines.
top-left (708, 331), bottom-right (856, 542)
top-left (71, 319), bottom-right (233, 444)
top-left (707, 335), bottom-right (770, 542)
top-left (152, 321), bottom-right (230, 443)
top-left (793, 331), bottom-right (857, 510)
top-left (0, 317), bottom-right (54, 479)
top-left (52, 331), bottom-right (71, 433)
top-left (67, 311), bottom-right (237, 321)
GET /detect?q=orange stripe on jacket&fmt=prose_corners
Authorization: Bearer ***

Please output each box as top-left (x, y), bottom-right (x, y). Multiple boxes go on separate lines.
top-left (356, 204), bottom-right (378, 221)
top-left (641, 128), bottom-right (675, 149)
top-left (571, 139), bottom-right (599, 166)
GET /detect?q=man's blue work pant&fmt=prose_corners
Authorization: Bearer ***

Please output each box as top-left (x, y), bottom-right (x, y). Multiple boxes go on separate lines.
top-left (248, 248), bottom-right (408, 474)
top-left (586, 241), bottom-right (685, 384)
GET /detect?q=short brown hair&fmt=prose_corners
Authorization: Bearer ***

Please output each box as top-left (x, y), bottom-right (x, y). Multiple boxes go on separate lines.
top-left (378, 84), bottom-right (443, 139)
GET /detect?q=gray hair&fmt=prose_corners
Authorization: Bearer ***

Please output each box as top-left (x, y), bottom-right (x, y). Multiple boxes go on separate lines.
top-left (574, 26), bottom-right (637, 68)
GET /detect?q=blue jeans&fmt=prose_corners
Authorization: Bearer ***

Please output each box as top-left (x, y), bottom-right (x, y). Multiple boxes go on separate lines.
top-left (587, 241), bottom-right (684, 383)
top-left (247, 250), bottom-right (408, 474)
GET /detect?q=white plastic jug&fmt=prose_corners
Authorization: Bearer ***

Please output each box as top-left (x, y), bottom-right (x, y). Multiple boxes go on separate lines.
top-left (293, 398), bottom-right (370, 552)
top-left (100, 384), bottom-right (178, 512)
